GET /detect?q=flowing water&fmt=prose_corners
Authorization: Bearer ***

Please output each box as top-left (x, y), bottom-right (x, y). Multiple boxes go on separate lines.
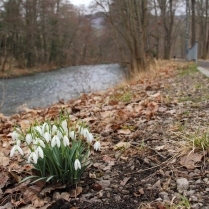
top-left (0, 64), bottom-right (126, 116)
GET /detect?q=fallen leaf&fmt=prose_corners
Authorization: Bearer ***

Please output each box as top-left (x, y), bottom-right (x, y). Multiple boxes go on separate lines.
top-left (114, 142), bottom-right (131, 150)
top-left (0, 151), bottom-right (9, 167)
top-left (0, 171), bottom-right (9, 189)
top-left (69, 187), bottom-right (82, 198)
top-left (180, 152), bottom-right (203, 169)
top-left (120, 177), bottom-right (131, 186)
top-left (155, 145), bottom-right (165, 151)
top-left (117, 129), bottom-right (131, 135)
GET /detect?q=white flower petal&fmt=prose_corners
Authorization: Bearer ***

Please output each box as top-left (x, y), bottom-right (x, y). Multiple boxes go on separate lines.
top-left (26, 133), bottom-right (32, 144)
top-left (39, 139), bottom-right (46, 148)
top-left (86, 132), bottom-right (94, 144)
top-left (35, 126), bottom-right (43, 136)
top-left (94, 141), bottom-right (101, 151)
top-left (69, 131), bottom-right (76, 140)
top-left (16, 145), bottom-right (24, 155)
top-left (63, 135), bottom-right (69, 147)
top-left (52, 125), bottom-right (58, 135)
top-left (37, 146), bottom-right (44, 158)
top-left (74, 159), bottom-right (81, 170)
top-left (10, 146), bottom-right (16, 157)
top-left (11, 131), bottom-right (19, 141)
top-left (44, 132), bottom-right (51, 143)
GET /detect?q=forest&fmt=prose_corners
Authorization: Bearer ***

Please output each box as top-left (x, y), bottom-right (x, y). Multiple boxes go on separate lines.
top-left (0, 0), bottom-right (208, 75)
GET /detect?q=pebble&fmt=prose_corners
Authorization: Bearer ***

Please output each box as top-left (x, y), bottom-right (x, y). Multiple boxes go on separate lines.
top-left (189, 195), bottom-right (198, 202)
top-left (176, 178), bottom-right (189, 192)
top-left (121, 189), bottom-right (130, 194)
top-left (158, 192), bottom-right (170, 201)
top-left (183, 190), bottom-right (195, 196)
top-left (195, 179), bottom-right (202, 184)
top-left (114, 195), bottom-right (121, 202)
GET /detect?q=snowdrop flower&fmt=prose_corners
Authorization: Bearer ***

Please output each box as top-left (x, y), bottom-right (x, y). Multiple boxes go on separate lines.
top-left (35, 146), bottom-right (44, 159)
top-left (51, 135), bottom-right (60, 147)
top-left (57, 130), bottom-right (63, 139)
top-left (10, 131), bottom-right (19, 141)
top-left (61, 120), bottom-right (68, 132)
top-left (52, 125), bottom-right (58, 135)
top-left (94, 141), bottom-right (101, 151)
top-left (82, 128), bottom-right (89, 138)
top-left (63, 135), bottom-right (70, 147)
top-left (10, 144), bottom-right (24, 157)
top-left (74, 159), bottom-right (81, 170)
top-left (69, 131), bottom-right (76, 140)
top-left (28, 152), bottom-right (38, 164)
top-left (44, 132), bottom-right (51, 143)
top-left (86, 132), bottom-right (94, 144)
top-left (33, 138), bottom-right (46, 148)
top-left (35, 126), bottom-right (43, 136)
top-left (26, 133), bottom-right (32, 144)
top-left (42, 122), bottom-right (49, 133)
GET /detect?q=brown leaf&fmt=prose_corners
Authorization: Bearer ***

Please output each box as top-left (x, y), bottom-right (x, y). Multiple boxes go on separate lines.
top-left (69, 187), bottom-right (82, 198)
top-left (114, 142), bottom-right (131, 150)
top-left (102, 155), bottom-right (115, 162)
top-left (180, 152), bottom-right (203, 169)
top-left (0, 151), bottom-right (9, 167)
top-left (32, 197), bottom-right (48, 208)
top-left (0, 171), bottom-right (9, 189)
top-left (120, 177), bottom-right (131, 186)
top-left (117, 129), bottom-right (131, 135)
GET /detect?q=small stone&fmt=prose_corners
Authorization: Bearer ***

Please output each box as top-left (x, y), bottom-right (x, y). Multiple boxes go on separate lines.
top-left (203, 178), bottom-right (209, 183)
top-left (159, 192), bottom-right (170, 201)
top-left (183, 190), bottom-right (195, 197)
top-left (123, 195), bottom-right (130, 199)
top-left (194, 169), bottom-right (200, 175)
top-left (206, 188), bottom-right (209, 192)
top-left (121, 189), bottom-right (130, 194)
top-left (176, 178), bottom-right (189, 192)
top-left (189, 195), bottom-right (198, 202)
top-left (195, 179), bottom-right (202, 184)
top-left (114, 195), bottom-right (121, 202)
top-left (191, 203), bottom-right (201, 209)
top-left (98, 180), bottom-right (111, 188)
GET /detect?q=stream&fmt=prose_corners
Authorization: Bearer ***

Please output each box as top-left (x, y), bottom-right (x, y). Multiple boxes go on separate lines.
top-left (0, 64), bottom-right (126, 116)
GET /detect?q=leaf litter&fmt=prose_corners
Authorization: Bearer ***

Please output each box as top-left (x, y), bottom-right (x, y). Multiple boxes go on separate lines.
top-left (1, 62), bottom-right (209, 208)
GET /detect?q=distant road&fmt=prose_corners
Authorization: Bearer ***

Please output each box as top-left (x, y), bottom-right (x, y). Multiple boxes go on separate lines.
top-left (198, 60), bottom-right (209, 70)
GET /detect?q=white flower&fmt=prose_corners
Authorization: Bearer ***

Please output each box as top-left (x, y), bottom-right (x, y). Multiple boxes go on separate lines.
top-left (35, 126), bottom-right (43, 136)
top-left (74, 159), bottom-right (81, 170)
top-left (44, 132), bottom-right (51, 143)
top-left (42, 122), bottom-right (49, 133)
top-left (10, 131), bottom-right (19, 141)
top-left (28, 152), bottom-right (38, 164)
top-left (52, 125), bottom-right (58, 135)
top-left (35, 146), bottom-right (44, 159)
top-left (10, 145), bottom-right (24, 157)
top-left (94, 141), bottom-right (101, 151)
top-left (61, 120), bottom-right (68, 132)
top-left (57, 130), bottom-right (63, 139)
top-left (51, 135), bottom-right (60, 147)
top-left (34, 138), bottom-right (45, 148)
top-left (86, 132), bottom-right (94, 144)
top-left (82, 128), bottom-right (89, 138)
top-left (69, 131), bottom-right (76, 140)
top-left (63, 135), bottom-right (70, 147)
top-left (26, 133), bottom-right (33, 144)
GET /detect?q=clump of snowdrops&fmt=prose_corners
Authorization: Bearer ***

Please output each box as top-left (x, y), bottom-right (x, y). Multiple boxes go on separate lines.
top-left (9, 114), bottom-right (101, 185)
